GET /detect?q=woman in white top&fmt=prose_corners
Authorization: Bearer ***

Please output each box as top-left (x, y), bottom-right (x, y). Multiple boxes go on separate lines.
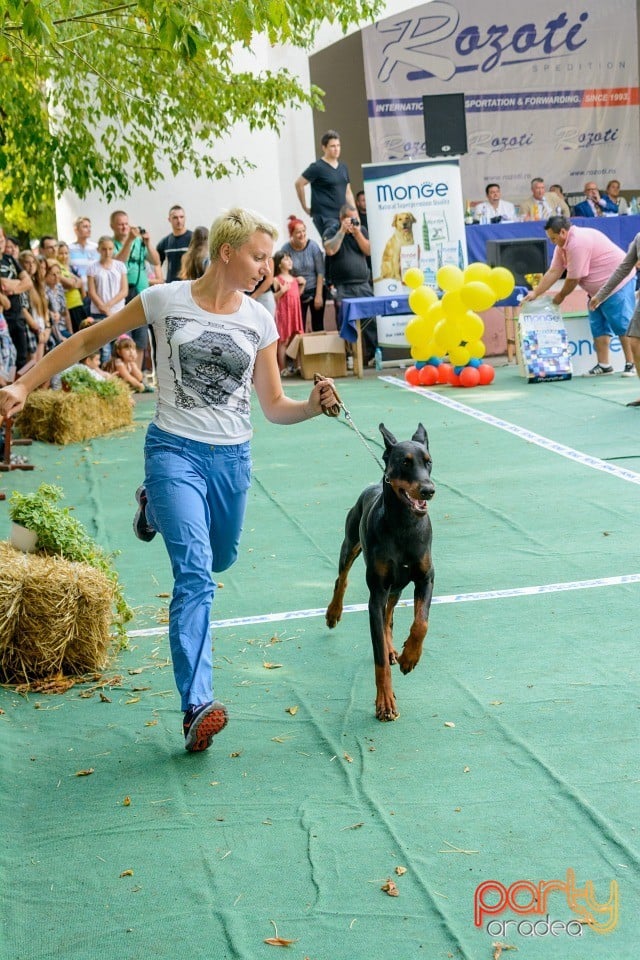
top-left (0, 208), bottom-right (337, 754)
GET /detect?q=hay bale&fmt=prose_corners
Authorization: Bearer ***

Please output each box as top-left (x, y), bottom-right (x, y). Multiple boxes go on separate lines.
top-left (16, 386), bottom-right (133, 445)
top-left (0, 542), bottom-right (116, 684)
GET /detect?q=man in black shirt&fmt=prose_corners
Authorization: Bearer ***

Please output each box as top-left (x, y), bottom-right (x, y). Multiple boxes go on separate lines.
top-left (296, 131), bottom-right (355, 239)
top-left (0, 226), bottom-right (33, 369)
top-left (156, 205), bottom-right (193, 283)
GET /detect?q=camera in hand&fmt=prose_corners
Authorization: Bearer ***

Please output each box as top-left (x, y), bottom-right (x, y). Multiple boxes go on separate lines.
top-left (350, 218), bottom-right (360, 227)
top-left (138, 226), bottom-right (146, 234)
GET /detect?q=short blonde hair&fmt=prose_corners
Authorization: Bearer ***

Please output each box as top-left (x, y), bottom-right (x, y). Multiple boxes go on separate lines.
top-left (208, 207), bottom-right (278, 261)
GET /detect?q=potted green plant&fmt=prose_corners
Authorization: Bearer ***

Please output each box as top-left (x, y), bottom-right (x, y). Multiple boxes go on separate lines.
top-left (8, 483), bottom-right (133, 642)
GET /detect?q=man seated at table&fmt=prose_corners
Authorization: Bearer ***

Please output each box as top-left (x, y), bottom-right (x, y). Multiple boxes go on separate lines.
top-left (520, 178), bottom-right (570, 220)
top-left (474, 183), bottom-right (517, 223)
top-left (573, 181), bottom-right (618, 218)
top-left (603, 179), bottom-right (629, 215)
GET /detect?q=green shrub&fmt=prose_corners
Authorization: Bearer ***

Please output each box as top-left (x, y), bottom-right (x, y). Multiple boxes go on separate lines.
top-left (9, 483), bottom-right (132, 643)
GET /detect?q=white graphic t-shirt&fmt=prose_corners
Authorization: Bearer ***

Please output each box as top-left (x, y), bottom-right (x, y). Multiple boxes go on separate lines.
top-left (139, 282), bottom-right (278, 444)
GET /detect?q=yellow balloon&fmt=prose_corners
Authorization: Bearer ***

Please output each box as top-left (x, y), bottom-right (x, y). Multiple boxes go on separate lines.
top-left (403, 267), bottom-right (425, 289)
top-left (436, 264), bottom-right (464, 292)
top-left (463, 261), bottom-right (493, 284)
top-left (425, 301), bottom-right (445, 326)
top-left (433, 319), bottom-right (450, 351)
top-left (404, 316), bottom-right (428, 345)
top-left (440, 319), bottom-right (463, 352)
top-left (460, 310), bottom-right (485, 342)
top-left (460, 280), bottom-right (496, 312)
top-left (408, 285), bottom-right (438, 316)
top-left (411, 336), bottom-right (437, 361)
top-left (441, 290), bottom-right (466, 319)
top-left (489, 266), bottom-right (516, 301)
top-left (420, 316), bottom-right (437, 340)
top-left (467, 339), bottom-right (487, 359)
top-left (449, 344), bottom-right (471, 366)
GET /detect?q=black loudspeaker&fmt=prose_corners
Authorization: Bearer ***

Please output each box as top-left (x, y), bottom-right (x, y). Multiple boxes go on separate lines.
top-left (422, 93), bottom-right (467, 157)
top-left (486, 238), bottom-right (548, 288)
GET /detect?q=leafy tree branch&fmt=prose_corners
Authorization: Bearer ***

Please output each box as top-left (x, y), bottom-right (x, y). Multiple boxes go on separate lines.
top-left (0, 0), bottom-right (382, 213)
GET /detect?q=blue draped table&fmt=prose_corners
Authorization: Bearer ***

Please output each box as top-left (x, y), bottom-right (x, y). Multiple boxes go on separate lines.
top-left (465, 214), bottom-right (640, 264)
top-left (339, 288), bottom-right (527, 343)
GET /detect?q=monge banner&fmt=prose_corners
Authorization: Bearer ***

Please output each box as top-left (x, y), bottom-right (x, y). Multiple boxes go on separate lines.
top-left (362, 0), bottom-right (640, 203)
top-left (363, 158), bottom-right (465, 345)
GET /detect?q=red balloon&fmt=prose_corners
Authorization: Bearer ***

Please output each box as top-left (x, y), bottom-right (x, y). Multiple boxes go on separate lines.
top-left (437, 362), bottom-right (452, 384)
top-left (404, 365), bottom-right (421, 386)
top-left (418, 364), bottom-right (439, 386)
top-left (459, 366), bottom-right (481, 388)
top-left (477, 363), bottom-right (496, 385)
top-left (448, 368), bottom-right (461, 387)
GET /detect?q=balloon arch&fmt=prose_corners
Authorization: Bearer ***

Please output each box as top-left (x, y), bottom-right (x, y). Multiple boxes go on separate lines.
top-left (401, 262), bottom-right (516, 389)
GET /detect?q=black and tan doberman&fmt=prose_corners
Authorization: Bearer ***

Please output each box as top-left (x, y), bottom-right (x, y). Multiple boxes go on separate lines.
top-left (326, 423), bottom-right (435, 721)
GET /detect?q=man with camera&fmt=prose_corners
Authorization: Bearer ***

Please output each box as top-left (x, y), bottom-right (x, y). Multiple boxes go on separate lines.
top-left (111, 209), bottom-right (161, 367)
top-left (323, 204), bottom-right (377, 369)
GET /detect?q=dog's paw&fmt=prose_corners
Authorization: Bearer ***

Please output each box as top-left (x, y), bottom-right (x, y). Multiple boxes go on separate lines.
top-left (376, 703), bottom-right (399, 722)
top-left (397, 639), bottom-right (424, 674)
top-left (375, 689), bottom-right (399, 721)
top-left (325, 603), bottom-right (341, 629)
top-left (397, 650), bottom-right (417, 674)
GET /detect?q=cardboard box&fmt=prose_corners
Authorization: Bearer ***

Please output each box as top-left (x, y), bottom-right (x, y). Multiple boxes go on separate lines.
top-left (286, 332), bottom-right (347, 380)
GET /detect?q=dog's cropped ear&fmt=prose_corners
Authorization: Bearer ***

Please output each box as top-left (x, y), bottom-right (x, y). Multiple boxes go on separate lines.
top-left (379, 423), bottom-right (397, 450)
top-left (412, 423), bottom-right (428, 448)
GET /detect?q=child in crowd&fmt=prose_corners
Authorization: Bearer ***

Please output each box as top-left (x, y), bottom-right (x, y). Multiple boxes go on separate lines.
top-left (87, 236), bottom-right (128, 363)
top-left (108, 334), bottom-right (154, 392)
top-left (44, 259), bottom-right (72, 339)
top-left (179, 226), bottom-right (210, 280)
top-left (56, 242), bottom-right (87, 332)
top-left (0, 291), bottom-right (16, 386)
top-left (272, 250), bottom-right (304, 375)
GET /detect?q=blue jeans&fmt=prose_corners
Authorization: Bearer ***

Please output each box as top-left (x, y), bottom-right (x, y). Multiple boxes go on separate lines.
top-left (143, 423), bottom-right (252, 711)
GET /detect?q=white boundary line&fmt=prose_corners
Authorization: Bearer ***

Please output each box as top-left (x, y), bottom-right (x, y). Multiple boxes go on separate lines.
top-left (127, 573), bottom-right (640, 638)
top-left (381, 375), bottom-right (640, 485)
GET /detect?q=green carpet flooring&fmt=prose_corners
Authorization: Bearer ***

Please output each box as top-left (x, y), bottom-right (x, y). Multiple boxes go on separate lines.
top-left (1, 364), bottom-right (638, 959)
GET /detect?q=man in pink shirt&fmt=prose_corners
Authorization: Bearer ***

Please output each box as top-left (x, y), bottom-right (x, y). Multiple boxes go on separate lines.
top-left (523, 216), bottom-right (636, 376)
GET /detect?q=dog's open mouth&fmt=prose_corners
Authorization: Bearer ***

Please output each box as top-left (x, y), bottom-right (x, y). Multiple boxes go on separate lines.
top-left (400, 489), bottom-right (429, 515)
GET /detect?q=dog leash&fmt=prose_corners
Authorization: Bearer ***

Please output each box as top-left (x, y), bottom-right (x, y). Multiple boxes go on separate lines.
top-left (314, 373), bottom-right (385, 471)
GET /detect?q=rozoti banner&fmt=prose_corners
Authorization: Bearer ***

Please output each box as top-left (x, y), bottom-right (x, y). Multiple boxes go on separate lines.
top-left (361, 0), bottom-right (640, 203)
top-left (363, 158), bottom-right (465, 346)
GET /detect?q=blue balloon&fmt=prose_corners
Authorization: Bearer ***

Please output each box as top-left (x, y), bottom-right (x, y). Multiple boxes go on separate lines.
top-left (453, 365), bottom-right (465, 375)
top-left (427, 355), bottom-right (441, 366)
top-left (468, 357), bottom-right (481, 368)
top-left (415, 360), bottom-right (427, 369)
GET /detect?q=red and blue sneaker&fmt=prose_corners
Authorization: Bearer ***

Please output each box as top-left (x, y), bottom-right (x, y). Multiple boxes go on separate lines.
top-left (183, 701), bottom-right (228, 752)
